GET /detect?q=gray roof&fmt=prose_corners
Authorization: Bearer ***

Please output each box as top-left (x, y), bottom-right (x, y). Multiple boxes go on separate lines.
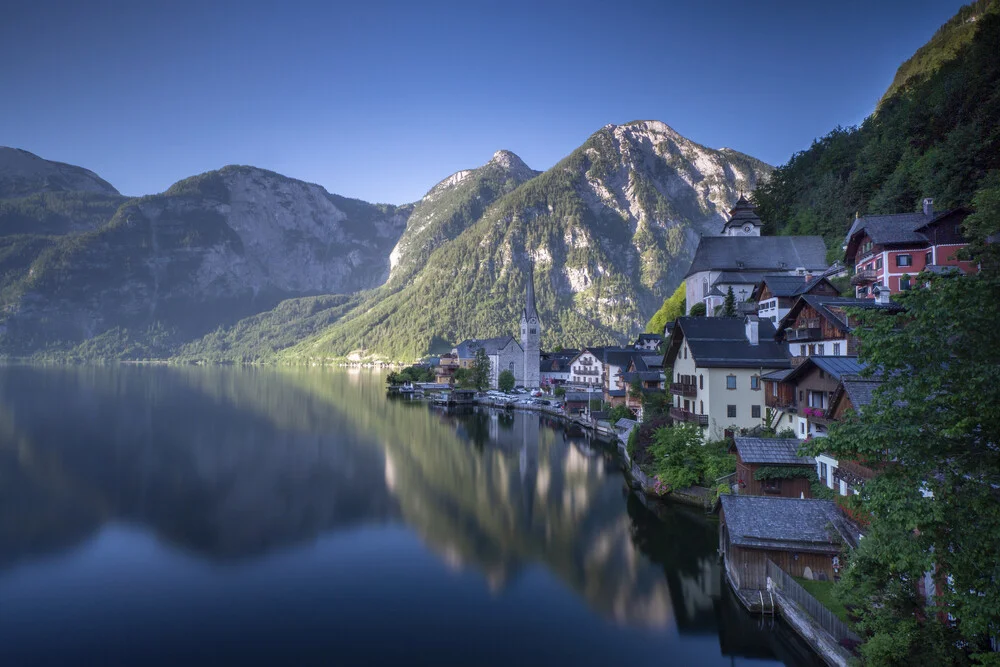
top-left (667, 317), bottom-right (791, 369)
top-left (641, 354), bottom-right (664, 369)
top-left (845, 211), bottom-right (934, 247)
top-left (686, 236), bottom-right (828, 277)
top-left (721, 495), bottom-right (844, 552)
top-left (783, 356), bottom-right (867, 384)
top-left (454, 336), bottom-right (520, 358)
top-left (635, 333), bottom-right (662, 343)
top-left (564, 391), bottom-right (596, 402)
top-left (757, 274), bottom-right (832, 298)
top-left (842, 377), bottom-right (882, 409)
top-left (733, 437), bottom-right (813, 465)
top-left (604, 348), bottom-right (644, 369)
top-left (713, 271), bottom-right (767, 285)
top-left (615, 418), bottom-right (638, 430)
top-left (721, 195), bottom-right (763, 232)
top-left (621, 371), bottom-right (662, 383)
top-left (761, 368), bottom-right (794, 381)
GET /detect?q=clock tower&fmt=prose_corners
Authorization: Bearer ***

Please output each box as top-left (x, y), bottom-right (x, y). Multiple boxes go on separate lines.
top-left (519, 265), bottom-right (541, 389)
top-left (721, 194), bottom-right (762, 237)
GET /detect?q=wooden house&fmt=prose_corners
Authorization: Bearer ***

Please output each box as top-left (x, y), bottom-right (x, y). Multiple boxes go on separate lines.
top-left (750, 273), bottom-right (840, 325)
top-left (775, 295), bottom-right (902, 361)
top-left (719, 495), bottom-right (860, 601)
top-left (731, 437), bottom-right (814, 498)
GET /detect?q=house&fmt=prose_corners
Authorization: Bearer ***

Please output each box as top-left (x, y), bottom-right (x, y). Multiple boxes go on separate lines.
top-left (731, 437), bottom-right (815, 498)
top-left (844, 199), bottom-right (976, 298)
top-left (763, 356), bottom-right (867, 439)
top-left (568, 347), bottom-right (606, 388)
top-left (620, 356), bottom-right (665, 421)
top-left (632, 333), bottom-right (663, 352)
top-left (685, 197), bottom-right (828, 315)
top-left (436, 352), bottom-right (460, 384)
top-left (749, 273), bottom-right (840, 325)
top-left (539, 354), bottom-right (573, 388)
top-left (602, 348), bottom-right (645, 407)
top-left (720, 495), bottom-right (858, 597)
top-left (563, 391), bottom-right (596, 416)
top-left (775, 294), bottom-right (902, 360)
top-left (664, 316), bottom-right (791, 440)
top-left (814, 374), bottom-right (884, 496)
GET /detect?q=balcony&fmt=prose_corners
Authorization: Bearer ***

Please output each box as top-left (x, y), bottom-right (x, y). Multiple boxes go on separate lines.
top-left (851, 269), bottom-right (878, 285)
top-left (801, 406), bottom-right (831, 424)
top-left (669, 382), bottom-right (697, 397)
top-left (669, 407), bottom-right (709, 426)
top-left (765, 395), bottom-right (796, 410)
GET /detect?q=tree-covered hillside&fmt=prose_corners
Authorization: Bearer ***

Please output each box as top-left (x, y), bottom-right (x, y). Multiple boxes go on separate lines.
top-left (754, 1), bottom-right (1000, 258)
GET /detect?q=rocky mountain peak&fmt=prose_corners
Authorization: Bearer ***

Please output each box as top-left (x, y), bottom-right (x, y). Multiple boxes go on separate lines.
top-left (489, 149), bottom-right (533, 176)
top-left (0, 147), bottom-right (120, 198)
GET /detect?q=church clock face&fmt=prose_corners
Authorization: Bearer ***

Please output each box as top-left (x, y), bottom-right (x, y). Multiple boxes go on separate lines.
top-left (743, 224), bottom-right (752, 234)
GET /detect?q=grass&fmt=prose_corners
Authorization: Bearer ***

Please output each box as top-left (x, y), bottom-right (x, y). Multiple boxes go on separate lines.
top-left (794, 576), bottom-right (850, 624)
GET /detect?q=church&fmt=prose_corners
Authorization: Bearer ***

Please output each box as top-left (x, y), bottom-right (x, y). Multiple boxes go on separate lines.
top-left (450, 266), bottom-right (541, 389)
top-left (684, 196), bottom-right (828, 315)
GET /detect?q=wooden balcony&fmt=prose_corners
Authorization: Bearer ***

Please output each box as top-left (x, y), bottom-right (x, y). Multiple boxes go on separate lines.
top-left (786, 321), bottom-right (822, 341)
top-left (669, 382), bottom-right (697, 398)
top-left (669, 407), bottom-right (708, 426)
top-left (765, 395), bottom-right (796, 410)
top-left (851, 269), bottom-right (878, 285)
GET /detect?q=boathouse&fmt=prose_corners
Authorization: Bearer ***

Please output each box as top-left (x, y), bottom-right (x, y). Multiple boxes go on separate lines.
top-left (731, 437), bottom-right (815, 498)
top-left (719, 495), bottom-right (860, 606)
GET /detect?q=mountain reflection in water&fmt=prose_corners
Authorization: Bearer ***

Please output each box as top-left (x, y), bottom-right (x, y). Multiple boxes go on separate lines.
top-left (0, 366), bottom-right (820, 666)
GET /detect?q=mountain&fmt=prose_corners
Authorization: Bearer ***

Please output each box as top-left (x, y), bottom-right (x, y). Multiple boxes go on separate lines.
top-left (0, 147), bottom-right (119, 199)
top-left (0, 165), bottom-right (410, 358)
top-left (273, 121), bottom-right (770, 361)
top-left (754, 0), bottom-right (1000, 253)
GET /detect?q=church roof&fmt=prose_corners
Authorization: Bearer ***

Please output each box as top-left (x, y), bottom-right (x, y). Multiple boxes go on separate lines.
top-left (721, 194), bottom-right (763, 232)
top-left (453, 336), bottom-right (520, 358)
top-left (685, 236), bottom-right (828, 278)
top-left (523, 264), bottom-right (539, 322)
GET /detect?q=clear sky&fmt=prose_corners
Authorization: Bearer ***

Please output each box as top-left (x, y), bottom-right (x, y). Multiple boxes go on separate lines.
top-left (1, 0), bottom-right (967, 204)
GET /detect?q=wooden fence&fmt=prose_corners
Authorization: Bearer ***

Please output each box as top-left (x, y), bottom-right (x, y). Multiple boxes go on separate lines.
top-left (767, 560), bottom-right (861, 645)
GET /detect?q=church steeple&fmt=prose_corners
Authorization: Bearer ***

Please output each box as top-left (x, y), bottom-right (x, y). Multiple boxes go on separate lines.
top-left (520, 264), bottom-right (541, 388)
top-left (721, 193), bottom-right (762, 236)
top-left (524, 263), bottom-right (539, 322)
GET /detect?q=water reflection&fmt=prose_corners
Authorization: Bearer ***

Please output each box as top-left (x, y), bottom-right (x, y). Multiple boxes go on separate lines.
top-left (0, 366), bottom-right (817, 666)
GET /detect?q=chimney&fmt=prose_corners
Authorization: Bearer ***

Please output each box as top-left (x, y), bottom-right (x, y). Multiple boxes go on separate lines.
top-left (804, 271), bottom-right (813, 283)
top-left (923, 198), bottom-right (934, 216)
top-left (745, 315), bottom-right (759, 346)
top-left (874, 284), bottom-right (890, 305)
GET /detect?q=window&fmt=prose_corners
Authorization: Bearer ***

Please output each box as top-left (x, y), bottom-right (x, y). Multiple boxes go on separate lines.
top-left (762, 478), bottom-right (782, 494)
top-left (727, 405), bottom-right (737, 418)
top-left (509, 362), bottom-right (515, 370)
top-left (800, 421), bottom-right (806, 435)
top-left (819, 462), bottom-right (828, 485)
top-left (699, 374), bottom-right (703, 390)
top-left (750, 375), bottom-right (760, 390)
top-left (875, 257), bottom-right (882, 269)
top-left (900, 275), bottom-right (911, 291)
top-left (817, 344), bottom-right (825, 355)
top-left (683, 346), bottom-right (687, 359)
top-left (752, 405), bottom-right (761, 419)
top-left (925, 251), bottom-right (932, 265)
top-left (699, 400), bottom-right (704, 414)
top-left (833, 342), bottom-right (841, 355)
top-left (799, 345), bottom-right (806, 356)
top-left (529, 328), bottom-right (536, 334)
top-left (788, 414), bottom-right (793, 423)
top-left (807, 344), bottom-right (815, 356)
top-left (726, 375), bottom-right (737, 390)
top-left (896, 254), bottom-right (912, 267)
top-left (684, 399), bottom-right (690, 411)
top-left (819, 369), bottom-right (825, 379)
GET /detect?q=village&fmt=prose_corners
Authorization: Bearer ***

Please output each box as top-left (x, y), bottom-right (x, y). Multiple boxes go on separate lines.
top-left (385, 194), bottom-right (983, 666)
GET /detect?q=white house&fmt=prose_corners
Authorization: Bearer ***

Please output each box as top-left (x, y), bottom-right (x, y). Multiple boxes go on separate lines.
top-left (664, 315), bottom-right (791, 440)
top-left (568, 347), bottom-right (606, 388)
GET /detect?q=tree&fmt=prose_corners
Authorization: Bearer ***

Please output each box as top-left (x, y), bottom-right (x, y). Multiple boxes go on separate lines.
top-left (689, 302), bottom-right (707, 317)
top-left (649, 423), bottom-right (704, 490)
top-left (815, 269), bottom-right (1000, 664)
top-left (722, 286), bottom-right (736, 317)
top-left (553, 386), bottom-right (566, 398)
top-left (453, 367), bottom-right (472, 388)
top-left (607, 404), bottom-right (636, 423)
top-left (646, 282), bottom-right (686, 333)
top-left (497, 369), bottom-right (515, 393)
top-left (471, 347), bottom-right (491, 391)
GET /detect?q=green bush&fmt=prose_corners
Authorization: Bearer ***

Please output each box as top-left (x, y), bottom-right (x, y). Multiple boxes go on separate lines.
top-left (498, 369), bottom-right (515, 393)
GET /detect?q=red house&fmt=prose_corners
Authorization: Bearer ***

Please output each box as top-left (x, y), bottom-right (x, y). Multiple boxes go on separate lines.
top-left (844, 199), bottom-right (976, 298)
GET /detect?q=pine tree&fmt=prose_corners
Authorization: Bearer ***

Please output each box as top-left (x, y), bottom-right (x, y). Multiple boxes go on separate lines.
top-left (723, 287), bottom-right (736, 317)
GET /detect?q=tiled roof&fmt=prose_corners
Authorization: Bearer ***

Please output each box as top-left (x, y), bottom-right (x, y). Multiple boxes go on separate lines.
top-left (668, 317), bottom-right (791, 369)
top-left (757, 274), bottom-right (831, 298)
top-left (641, 355), bottom-right (664, 369)
top-left (454, 336), bottom-right (520, 358)
top-left (615, 418), bottom-right (638, 431)
top-left (779, 295), bottom-right (903, 337)
top-left (733, 437), bottom-right (813, 465)
top-left (636, 333), bottom-right (662, 343)
top-left (713, 271), bottom-right (767, 285)
top-left (606, 389), bottom-right (627, 398)
top-left (842, 377), bottom-right (882, 409)
top-left (845, 211), bottom-right (934, 246)
top-left (603, 348), bottom-right (644, 368)
top-left (783, 356), bottom-right (867, 384)
top-left (761, 368), bottom-right (794, 381)
top-left (620, 371), bottom-right (662, 383)
top-left (686, 236), bottom-right (828, 277)
top-left (564, 391), bottom-right (596, 402)
top-left (721, 495), bottom-right (843, 552)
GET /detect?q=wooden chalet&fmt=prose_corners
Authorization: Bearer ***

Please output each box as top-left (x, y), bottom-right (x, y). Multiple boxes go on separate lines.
top-left (731, 437), bottom-right (814, 498)
top-left (719, 495), bottom-right (861, 608)
top-left (750, 273), bottom-right (840, 325)
top-left (775, 295), bottom-right (902, 360)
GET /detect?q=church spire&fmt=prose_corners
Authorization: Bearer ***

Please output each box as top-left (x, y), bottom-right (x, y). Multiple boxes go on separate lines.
top-left (524, 264), bottom-right (538, 321)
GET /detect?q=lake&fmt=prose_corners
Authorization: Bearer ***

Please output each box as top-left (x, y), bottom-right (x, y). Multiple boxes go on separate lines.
top-left (0, 366), bottom-right (820, 666)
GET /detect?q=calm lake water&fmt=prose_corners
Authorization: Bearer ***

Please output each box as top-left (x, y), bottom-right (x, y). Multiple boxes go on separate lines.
top-left (0, 366), bottom-right (820, 666)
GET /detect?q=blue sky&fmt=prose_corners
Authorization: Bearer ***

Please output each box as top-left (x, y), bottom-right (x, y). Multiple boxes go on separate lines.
top-left (1, 0), bottom-right (967, 204)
